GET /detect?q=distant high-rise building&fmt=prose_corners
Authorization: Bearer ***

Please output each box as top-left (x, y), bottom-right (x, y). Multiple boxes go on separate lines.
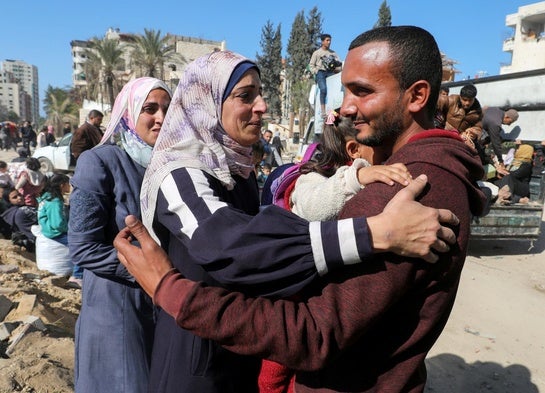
top-left (1, 59), bottom-right (39, 123)
top-left (0, 70), bottom-right (23, 119)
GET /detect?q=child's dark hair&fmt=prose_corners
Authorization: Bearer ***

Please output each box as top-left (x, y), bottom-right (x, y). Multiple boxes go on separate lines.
top-left (42, 174), bottom-right (70, 201)
top-left (25, 157), bottom-right (41, 171)
top-left (300, 113), bottom-right (358, 178)
top-left (0, 160), bottom-right (7, 170)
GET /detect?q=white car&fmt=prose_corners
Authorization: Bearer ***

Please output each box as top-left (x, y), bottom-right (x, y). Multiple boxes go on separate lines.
top-left (32, 133), bottom-right (75, 173)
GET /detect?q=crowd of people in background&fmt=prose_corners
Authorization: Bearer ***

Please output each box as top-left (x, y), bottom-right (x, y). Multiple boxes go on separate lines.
top-left (0, 116), bottom-right (88, 288)
top-left (434, 81), bottom-right (545, 206)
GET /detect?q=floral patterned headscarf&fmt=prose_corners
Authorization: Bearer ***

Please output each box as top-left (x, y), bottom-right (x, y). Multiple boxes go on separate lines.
top-left (141, 51), bottom-right (258, 234)
top-left (99, 77), bottom-right (171, 167)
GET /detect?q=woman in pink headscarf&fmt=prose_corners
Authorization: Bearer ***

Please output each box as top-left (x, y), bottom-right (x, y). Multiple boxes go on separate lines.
top-left (68, 77), bottom-right (171, 393)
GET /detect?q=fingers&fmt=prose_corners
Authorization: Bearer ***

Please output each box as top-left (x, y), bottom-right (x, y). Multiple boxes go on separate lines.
top-left (124, 215), bottom-right (147, 238)
top-left (420, 251), bottom-right (439, 264)
top-left (436, 224), bottom-right (456, 246)
top-left (363, 165), bottom-right (412, 186)
top-left (392, 174), bottom-right (428, 201)
top-left (437, 208), bottom-right (459, 228)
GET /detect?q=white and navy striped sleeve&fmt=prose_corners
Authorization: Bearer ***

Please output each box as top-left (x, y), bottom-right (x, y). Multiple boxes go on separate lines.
top-left (155, 167), bottom-right (372, 298)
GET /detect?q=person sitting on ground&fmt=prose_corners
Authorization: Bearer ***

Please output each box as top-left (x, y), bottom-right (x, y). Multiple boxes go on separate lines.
top-left (494, 144), bottom-right (534, 204)
top-left (0, 188), bottom-right (38, 251)
top-left (15, 157), bottom-right (45, 208)
top-left (37, 174), bottom-right (82, 285)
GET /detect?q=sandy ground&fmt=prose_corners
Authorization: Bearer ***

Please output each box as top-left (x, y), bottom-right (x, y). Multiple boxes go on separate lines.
top-left (1, 148), bottom-right (544, 392)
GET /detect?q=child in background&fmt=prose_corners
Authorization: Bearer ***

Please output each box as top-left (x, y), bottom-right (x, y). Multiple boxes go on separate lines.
top-left (37, 174), bottom-right (70, 242)
top-left (37, 174), bottom-right (83, 286)
top-left (257, 163), bottom-right (272, 188)
top-left (259, 111), bottom-right (412, 393)
top-left (15, 157), bottom-right (45, 207)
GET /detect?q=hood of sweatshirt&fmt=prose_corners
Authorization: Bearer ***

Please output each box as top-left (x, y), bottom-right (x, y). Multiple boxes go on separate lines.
top-left (390, 130), bottom-right (487, 217)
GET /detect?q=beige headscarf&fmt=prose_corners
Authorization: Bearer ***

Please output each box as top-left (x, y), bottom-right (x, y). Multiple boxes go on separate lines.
top-left (141, 51), bottom-right (257, 236)
top-left (509, 144), bottom-right (534, 171)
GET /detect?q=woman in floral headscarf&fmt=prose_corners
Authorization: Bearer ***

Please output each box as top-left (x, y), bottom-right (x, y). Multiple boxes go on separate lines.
top-left (68, 77), bottom-right (171, 393)
top-left (138, 50), bottom-right (457, 393)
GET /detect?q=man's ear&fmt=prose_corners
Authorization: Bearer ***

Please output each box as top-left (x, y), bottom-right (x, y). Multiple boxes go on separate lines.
top-left (407, 80), bottom-right (431, 113)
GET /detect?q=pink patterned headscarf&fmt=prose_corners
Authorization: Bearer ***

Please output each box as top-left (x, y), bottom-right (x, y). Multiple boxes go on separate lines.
top-left (100, 77), bottom-right (171, 145)
top-left (141, 51), bottom-right (257, 235)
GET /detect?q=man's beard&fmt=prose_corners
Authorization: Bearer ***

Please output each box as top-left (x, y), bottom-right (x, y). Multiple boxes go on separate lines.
top-left (354, 103), bottom-right (405, 147)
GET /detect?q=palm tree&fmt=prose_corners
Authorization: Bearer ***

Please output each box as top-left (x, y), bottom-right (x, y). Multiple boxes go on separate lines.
top-left (84, 37), bottom-right (125, 107)
top-left (130, 29), bottom-right (181, 78)
top-left (45, 92), bottom-right (78, 138)
top-left (43, 86), bottom-right (78, 137)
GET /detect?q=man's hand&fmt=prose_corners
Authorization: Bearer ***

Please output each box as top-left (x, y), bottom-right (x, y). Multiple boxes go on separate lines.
top-left (114, 215), bottom-right (174, 298)
top-left (367, 174), bottom-right (459, 263)
top-left (495, 162), bottom-right (510, 176)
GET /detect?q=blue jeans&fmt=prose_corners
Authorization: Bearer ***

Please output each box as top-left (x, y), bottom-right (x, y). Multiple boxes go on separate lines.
top-left (316, 70), bottom-right (334, 105)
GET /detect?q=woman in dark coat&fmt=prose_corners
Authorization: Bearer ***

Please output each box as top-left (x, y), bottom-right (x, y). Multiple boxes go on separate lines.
top-left (68, 77), bottom-right (171, 393)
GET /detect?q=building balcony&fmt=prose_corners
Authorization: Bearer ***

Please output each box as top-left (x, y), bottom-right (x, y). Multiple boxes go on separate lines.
top-left (503, 37), bottom-right (515, 52)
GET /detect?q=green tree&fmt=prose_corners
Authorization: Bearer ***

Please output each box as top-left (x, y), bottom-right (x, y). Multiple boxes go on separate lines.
top-left (286, 8), bottom-right (322, 132)
top-left (374, 0), bottom-right (392, 28)
top-left (307, 7), bottom-right (323, 52)
top-left (43, 85), bottom-right (78, 137)
top-left (84, 37), bottom-right (125, 108)
top-left (130, 29), bottom-right (180, 78)
top-left (256, 21), bottom-right (283, 121)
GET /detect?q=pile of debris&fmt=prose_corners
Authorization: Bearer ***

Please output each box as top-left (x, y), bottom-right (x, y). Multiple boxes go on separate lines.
top-left (0, 239), bottom-right (80, 392)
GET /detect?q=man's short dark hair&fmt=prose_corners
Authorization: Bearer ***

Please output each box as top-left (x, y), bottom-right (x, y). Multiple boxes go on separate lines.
top-left (460, 84), bottom-right (477, 99)
top-left (88, 109), bottom-right (104, 119)
top-left (348, 26), bottom-right (442, 121)
top-left (440, 86), bottom-right (449, 94)
top-left (321, 34), bottom-right (331, 41)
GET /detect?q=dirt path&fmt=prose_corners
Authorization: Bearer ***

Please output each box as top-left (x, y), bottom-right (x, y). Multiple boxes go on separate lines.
top-left (426, 234), bottom-right (545, 393)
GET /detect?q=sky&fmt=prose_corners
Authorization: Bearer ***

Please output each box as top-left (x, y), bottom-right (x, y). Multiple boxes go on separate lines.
top-left (0, 0), bottom-right (531, 116)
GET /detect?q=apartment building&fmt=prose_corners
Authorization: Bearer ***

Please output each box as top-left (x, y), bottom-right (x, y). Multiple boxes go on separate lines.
top-left (501, 1), bottom-right (545, 74)
top-left (0, 60), bottom-right (39, 123)
top-left (71, 28), bottom-right (226, 98)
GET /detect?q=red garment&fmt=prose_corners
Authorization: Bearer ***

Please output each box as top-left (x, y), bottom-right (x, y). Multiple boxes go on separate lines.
top-left (258, 360), bottom-right (295, 393)
top-left (155, 132), bottom-right (487, 392)
top-left (17, 171), bottom-right (45, 207)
